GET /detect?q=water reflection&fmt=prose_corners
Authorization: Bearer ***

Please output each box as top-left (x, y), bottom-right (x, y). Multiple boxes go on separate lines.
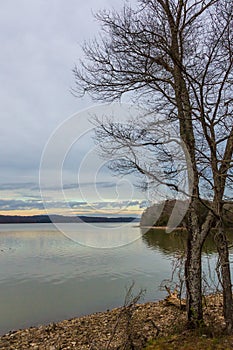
top-left (0, 224), bottom-right (232, 335)
top-left (0, 224), bottom-right (172, 335)
top-left (141, 228), bottom-right (233, 256)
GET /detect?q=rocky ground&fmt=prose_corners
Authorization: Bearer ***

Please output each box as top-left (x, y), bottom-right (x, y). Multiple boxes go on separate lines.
top-left (0, 293), bottom-right (230, 350)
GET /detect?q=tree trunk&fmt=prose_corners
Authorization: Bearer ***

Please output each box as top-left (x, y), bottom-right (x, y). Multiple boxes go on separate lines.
top-left (185, 229), bottom-right (204, 327)
top-left (215, 225), bottom-right (233, 333)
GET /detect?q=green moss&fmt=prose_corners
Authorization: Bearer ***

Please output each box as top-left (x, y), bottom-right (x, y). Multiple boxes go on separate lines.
top-left (144, 334), bottom-right (233, 350)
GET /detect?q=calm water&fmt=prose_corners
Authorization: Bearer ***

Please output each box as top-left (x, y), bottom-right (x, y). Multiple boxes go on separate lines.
top-left (0, 223), bottom-right (231, 335)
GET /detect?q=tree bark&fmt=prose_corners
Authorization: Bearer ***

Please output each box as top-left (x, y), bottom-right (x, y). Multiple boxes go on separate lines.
top-left (185, 228), bottom-right (204, 327)
top-left (215, 225), bottom-right (233, 333)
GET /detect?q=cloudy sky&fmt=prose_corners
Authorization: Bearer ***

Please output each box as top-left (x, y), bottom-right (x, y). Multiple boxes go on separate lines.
top-left (0, 0), bottom-right (148, 217)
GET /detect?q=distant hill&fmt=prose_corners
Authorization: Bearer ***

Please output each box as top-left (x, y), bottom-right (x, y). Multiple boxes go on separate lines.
top-left (0, 215), bottom-right (139, 224)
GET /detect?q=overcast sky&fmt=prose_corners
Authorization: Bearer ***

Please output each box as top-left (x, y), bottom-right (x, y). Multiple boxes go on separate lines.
top-left (0, 0), bottom-right (147, 216)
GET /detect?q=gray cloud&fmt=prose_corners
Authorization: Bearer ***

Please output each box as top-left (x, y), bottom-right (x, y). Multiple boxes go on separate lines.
top-left (0, 1), bottom-right (96, 176)
top-left (0, 0), bottom-right (142, 212)
top-left (69, 202), bottom-right (88, 208)
top-left (139, 200), bottom-right (151, 208)
top-left (83, 201), bottom-right (142, 210)
top-left (62, 181), bottom-right (116, 190)
top-left (0, 0), bottom-right (124, 174)
top-left (0, 199), bottom-right (44, 211)
top-left (0, 181), bottom-right (117, 192)
top-left (0, 198), bottom-right (144, 212)
top-left (0, 182), bottom-right (39, 191)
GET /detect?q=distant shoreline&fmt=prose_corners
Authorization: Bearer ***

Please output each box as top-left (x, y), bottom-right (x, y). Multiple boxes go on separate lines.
top-left (0, 214), bottom-right (140, 224)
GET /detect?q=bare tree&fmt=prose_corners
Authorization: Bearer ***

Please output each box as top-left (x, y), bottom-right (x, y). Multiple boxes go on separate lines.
top-left (73, 0), bottom-right (233, 330)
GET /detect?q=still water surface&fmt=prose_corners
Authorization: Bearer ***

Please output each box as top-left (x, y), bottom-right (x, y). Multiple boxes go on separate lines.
top-left (0, 223), bottom-right (230, 335)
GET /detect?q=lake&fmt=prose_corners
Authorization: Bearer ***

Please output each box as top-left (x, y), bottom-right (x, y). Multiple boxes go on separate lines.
top-left (0, 223), bottom-right (231, 335)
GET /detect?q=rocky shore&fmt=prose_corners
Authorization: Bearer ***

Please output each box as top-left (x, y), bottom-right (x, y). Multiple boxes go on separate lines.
top-left (0, 294), bottom-right (228, 350)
